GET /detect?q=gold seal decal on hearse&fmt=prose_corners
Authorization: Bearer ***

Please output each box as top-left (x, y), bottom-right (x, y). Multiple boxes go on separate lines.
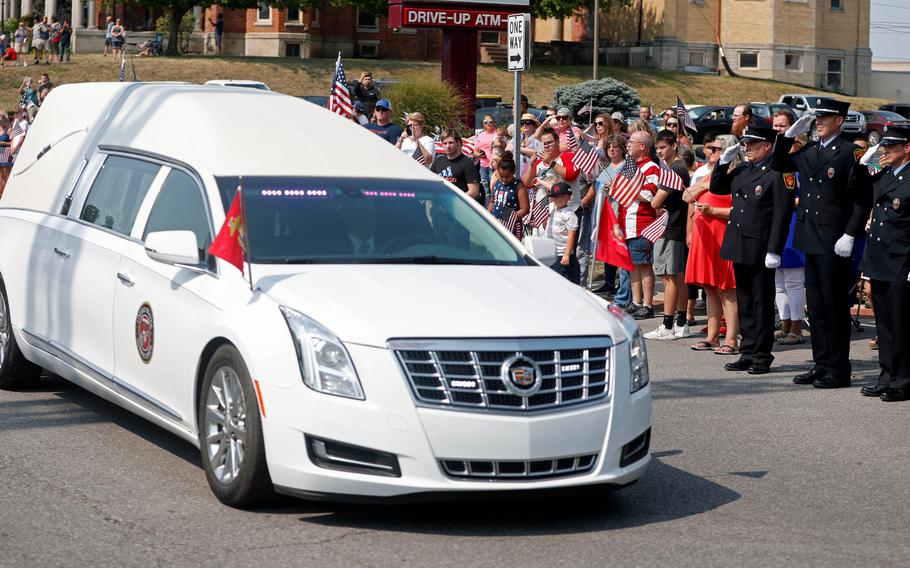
top-left (135, 303), bottom-right (154, 363)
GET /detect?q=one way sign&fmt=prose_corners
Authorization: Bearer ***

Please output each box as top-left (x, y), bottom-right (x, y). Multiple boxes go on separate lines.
top-left (507, 13), bottom-right (530, 72)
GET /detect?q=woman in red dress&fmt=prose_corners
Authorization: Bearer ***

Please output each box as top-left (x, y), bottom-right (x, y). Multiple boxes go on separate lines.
top-left (684, 133), bottom-right (739, 354)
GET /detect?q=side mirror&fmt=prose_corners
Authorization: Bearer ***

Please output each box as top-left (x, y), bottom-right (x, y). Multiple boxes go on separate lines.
top-left (145, 230), bottom-right (201, 266)
top-left (523, 236), bottom-right (557, 266)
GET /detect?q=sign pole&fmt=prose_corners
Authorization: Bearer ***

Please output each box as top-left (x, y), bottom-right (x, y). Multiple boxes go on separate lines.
top-left (513, 69), bottom-right (522, 182)
top-left (508, 13), bottom-right (530, 183)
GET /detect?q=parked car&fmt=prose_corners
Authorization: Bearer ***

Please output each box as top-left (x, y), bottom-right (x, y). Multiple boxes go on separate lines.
top-left (685, 105), bottom-right (734, 143)
top-left (204, 79), bottom-right (271, 91)
top-left (299, 95), bottom-right (329, 107)
top-left (860, 110), bottom-right (910, 144)
top-left (749, 102), bottom-right (794, 126)
top-left (475, 94), bottom-right (502, 109)
top-left (879, 103), bottom-right (910, 119)
top-left (776, 94), bottom-right (866, 140)
top-left (0, 82), bottom-right (652, 507)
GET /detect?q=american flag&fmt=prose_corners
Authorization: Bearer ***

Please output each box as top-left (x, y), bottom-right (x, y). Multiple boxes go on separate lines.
top-left (578, 99), bottom-right (594, 117)
top-left (9, 121), bottom-right (25, 140)
top-left (566, 127), bottom-right (580, 151)
top-left (460, 135), bottom-right (476, 156)
top-left (610, 159), bottom-right (645, 209)
top-left (119, 55), bottom-right (126, 82)
top-left (573, 135), bottom-right (602, 177)
top-left (501, 208), bottom-right (523, 240)
top-left (658, 166), bottom-right (685, 193)
top-left (328, 53), bottom-right (353, 118)
top-left (676, 97), bottom-right (697, 135)
top-left (0, 146), bottom-right (12, 164)
top-left (531, 194), bottom-right (549, 228)
top-left (641, 209), bottom-right (669, 243)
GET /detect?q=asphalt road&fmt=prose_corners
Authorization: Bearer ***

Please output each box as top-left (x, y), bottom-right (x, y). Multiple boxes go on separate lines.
top-left (1, 319), bottom-right (907, 567)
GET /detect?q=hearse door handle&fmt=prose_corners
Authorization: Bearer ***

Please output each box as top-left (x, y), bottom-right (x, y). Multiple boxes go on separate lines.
top-left (117, 272), bottom-right (135, 286)
top-left (53, 247), bottom-right (70, 258)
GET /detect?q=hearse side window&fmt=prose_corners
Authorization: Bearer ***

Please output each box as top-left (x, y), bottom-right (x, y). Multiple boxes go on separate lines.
top-left (143, 169), bottom-right (213, 264)
top-left (80, 155), bottom-right (160, 236)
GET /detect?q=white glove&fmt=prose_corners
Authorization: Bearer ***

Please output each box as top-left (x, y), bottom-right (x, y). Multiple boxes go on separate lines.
top-left (860, 144), bottom-right (880, 166)
top-left (834, 234), bottom-right (854, 257)
top-left (785, 113), bottom-right (815, 138)
top-left (719, 145), bottom-right (739, 165)
top-left (764, 253), bottom-right (781, 269)
top-left (907, 271), bottom-right (910, 283)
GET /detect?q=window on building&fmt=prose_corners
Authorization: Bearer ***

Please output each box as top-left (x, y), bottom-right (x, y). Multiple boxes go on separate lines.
top-left (285, 43), bottom-right (301, 57)
top-left (739, 51), bottom-right (758, 69)
top-left (830, 0), bottom-right (843, 10)
top-left (480, 31), bottom-right (500, 45)
top-left (785, 53), bottom-right (801, 71)
top-left (826, 58), bottom-right (843, 92)
top-left (688, 51), bottom-right (706, 67)
top-left (358, 41), bottom-right (379, 58)
top-left (311, 7), bottom-right (319, 27)
top-left (257, 2), bottom-right (270, 21)
top-left (356, 8), bottom-right (379, 31)
top-left (287, 7), bottom-right (301, 22)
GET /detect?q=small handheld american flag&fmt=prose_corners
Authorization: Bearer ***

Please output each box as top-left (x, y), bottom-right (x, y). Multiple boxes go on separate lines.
top-left (676, 97), bottom-right (697, 135)
top-left (572, 136), bottom-right (602, 177)
top-left (119, 55), bottom-right (126, 82)
top-left (460, 135), bottom-right (476, 157)
top-left (641, 209), bottom-right (669, 243)
top-left (531, 194), bottom-right (549, 228)
top-left (658, 166), bottom-right (685, 193)
top-left (610, 159), bottom-right (645, 209)
top-left (328, 53), bottom-right (353, 118)
top-left (566, 127), bottom-right (580, 152)
top-left (500, 207), bottom-right (524, 240)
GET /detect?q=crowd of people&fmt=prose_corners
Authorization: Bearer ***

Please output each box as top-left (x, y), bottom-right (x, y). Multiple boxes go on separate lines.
top-left (345, 72), bottom-right (907, 401)
top-left (0, 72), bottom-right (54, 195)
top-left (1, 17), bottom-right (74, 66)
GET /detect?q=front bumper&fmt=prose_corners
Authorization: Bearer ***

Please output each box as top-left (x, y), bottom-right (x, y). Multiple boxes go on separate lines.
top-left (258, 341), bottom-right (651, 499)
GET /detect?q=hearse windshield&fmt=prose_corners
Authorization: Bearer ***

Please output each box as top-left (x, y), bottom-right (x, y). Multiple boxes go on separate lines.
top-left (216, 177), bottom-right (530, 266)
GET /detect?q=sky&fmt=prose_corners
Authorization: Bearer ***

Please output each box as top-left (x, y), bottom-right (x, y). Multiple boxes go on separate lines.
top-left (870, 1), bottom-right (910, 61)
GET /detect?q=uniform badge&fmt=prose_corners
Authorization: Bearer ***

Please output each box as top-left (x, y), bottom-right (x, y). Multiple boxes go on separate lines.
top-left (783, 172), bottom-right (797, 191)
top-left (135, 303), bottom-right (154, 364)
top-left (827, 167), bottom-right (835, 179)
top-left (854, 147), bottom-right (864, 162)
top-left (755, 185), bottom-right (763, 196)
top-left (895, 198), bottom-right (902, 210)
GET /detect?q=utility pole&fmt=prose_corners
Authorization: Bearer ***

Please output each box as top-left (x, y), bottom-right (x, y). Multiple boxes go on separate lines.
top-left (593, 0), bottom-right (599, 80)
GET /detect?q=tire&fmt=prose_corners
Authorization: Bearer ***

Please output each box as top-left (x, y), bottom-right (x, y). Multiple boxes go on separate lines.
top-left (0, 280), bottom-right (42, 390)
top-left (868, 130), bottom-right (881, 145)
top-left (197, 344), bottom-right (273, 508)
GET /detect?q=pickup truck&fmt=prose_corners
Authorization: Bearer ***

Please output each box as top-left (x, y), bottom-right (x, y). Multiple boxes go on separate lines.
top-left (777, 94), bottom-right (866, 139)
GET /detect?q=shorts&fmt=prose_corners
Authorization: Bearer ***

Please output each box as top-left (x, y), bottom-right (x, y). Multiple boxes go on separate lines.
top-left (627, 236), bottom-right (653, 266)
top-left (653, 238), bottom-right (687, 276)
top-left (105, 37), bottom-right (112, 46)
top-left (112, 38), bottom-right (124, 48)
top-left (15, 42), bottom-right (26, 53)
top-left (33, 39), bottom-right (46, 51)
top-left (214, 33), bottom-right (223, 47)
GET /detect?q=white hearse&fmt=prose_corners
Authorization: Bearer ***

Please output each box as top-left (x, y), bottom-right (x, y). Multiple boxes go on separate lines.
top-left (0, 83), bottom-right (651, 507)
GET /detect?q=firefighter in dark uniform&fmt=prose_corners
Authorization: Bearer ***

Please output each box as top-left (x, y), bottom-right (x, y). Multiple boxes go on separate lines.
top-left (858, 126), bottom-right (910, 401)
top-left (771, 98), bottom-right (872, 389)
top-left (711, 126), bottom-right (796, 375)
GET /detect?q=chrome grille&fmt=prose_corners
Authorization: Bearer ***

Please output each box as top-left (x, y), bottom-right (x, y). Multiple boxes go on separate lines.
top-left (390, 338), bottom-right (612, 411)
top-left (440, 454), bottom-right (598, 480)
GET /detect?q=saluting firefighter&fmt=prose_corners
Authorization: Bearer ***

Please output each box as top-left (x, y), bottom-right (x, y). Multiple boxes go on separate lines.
top-left (858, 126), bottom-right (910, 402)
top-left (771, 98), bottom-right (873, 389)
top-left (710, 126), bottom-right (795, 375)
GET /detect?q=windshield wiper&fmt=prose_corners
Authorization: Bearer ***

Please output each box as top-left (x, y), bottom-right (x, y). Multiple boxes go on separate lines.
top-left (357, 256), bottom-right (507, 265)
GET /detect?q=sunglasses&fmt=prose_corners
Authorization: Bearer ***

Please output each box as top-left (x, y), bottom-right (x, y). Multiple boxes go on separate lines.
top-left (542, 140), bottom-right (557, 146)
top-left (407, 123), bottom-right (420, 128)
top-left (704, 145), bottom-right (720, 151)
top-left (556, 116), bottom-right (569, 121)
top-left (520, 120), bottom-right (535, 126)
top-left (376, 107), bottom-right (390, 112)
top-left (483, 120), bottom-right (495, 124)
top-left (595, 122), bottom-right (605, 126)
top-left (666, 122), bottom-right (679, 128)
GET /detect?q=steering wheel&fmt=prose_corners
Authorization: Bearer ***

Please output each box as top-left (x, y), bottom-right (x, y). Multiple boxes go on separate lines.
top-left (375, 233), bottom-right (434, 255)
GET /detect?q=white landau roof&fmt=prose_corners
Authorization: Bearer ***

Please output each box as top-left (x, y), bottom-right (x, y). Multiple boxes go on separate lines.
top-left (2, 82), bottom-right (441, 213)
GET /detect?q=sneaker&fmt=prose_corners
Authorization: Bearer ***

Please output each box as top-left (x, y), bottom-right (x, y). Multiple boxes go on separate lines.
top-left (623, 303), bottom-right (641, 315)
top-left (632, 305), bottom-right (655, 320)
top-left (694, 299), bottom-right (706, 311)
top-left (644, 324), bottom-right (676, 340)
top-left (673, 322), bottom-right (692, 339)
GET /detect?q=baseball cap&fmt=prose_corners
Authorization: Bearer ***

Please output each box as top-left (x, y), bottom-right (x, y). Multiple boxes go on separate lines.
top-left (353, 101), bottom-right (365, 112)
top-left (547, 181), bottom-right (572, 197)
top-left (611, 111), bottom-right (624, 121)
top-left (556, 107), bottom-right (572, 118)
top-left (375, 98), bottom-right (392, 111)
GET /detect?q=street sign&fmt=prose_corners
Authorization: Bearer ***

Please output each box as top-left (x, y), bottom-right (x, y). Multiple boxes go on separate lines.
top-left (507, 13), bottom-right (530, 72)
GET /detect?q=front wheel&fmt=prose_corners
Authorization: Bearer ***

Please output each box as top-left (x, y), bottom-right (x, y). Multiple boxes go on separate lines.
top-left (868, 130), bottom-right (881, 145)
top-left (0, 281), bottom-right (42, 390)
top-left (198, 344), bottom-right (273, 508)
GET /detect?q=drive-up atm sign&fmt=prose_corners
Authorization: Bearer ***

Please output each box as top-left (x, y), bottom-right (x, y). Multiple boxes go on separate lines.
top-left (507, 13), bottom-right (530, 71)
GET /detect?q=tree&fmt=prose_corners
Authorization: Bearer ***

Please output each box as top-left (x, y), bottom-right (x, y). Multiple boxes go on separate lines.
top-left (329, 0), bottom-right (629, 20)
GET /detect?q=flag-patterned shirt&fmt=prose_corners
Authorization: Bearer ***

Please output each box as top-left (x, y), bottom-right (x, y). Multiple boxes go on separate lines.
top-left (530, 152), bottom-right (582, 210)
top-left (624, 157), bottom-right (659, 238)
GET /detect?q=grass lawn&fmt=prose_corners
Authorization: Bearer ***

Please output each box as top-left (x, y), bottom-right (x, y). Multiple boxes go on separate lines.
top-left (0, 53), bottom-right (887, 114)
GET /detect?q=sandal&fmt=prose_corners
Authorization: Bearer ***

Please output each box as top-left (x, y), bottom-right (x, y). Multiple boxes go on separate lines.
top-left (714, 344), bottom-right (739, 355)
top-left (774, 330), bottom-right (787, 340)
top-left (777, 333), bottom-right (804, 345)
top-left (691, 340), bottom-right (719, 351)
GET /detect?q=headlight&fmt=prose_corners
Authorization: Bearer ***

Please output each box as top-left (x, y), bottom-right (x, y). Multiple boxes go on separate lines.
top-left (280, 306), bottom-right (365, 400)
top-left (629, 328), bottom-right (650, 393)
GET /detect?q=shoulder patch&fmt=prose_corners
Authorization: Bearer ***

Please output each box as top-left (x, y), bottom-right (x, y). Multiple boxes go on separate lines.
top-left (854, 147), bottom-right (864, 162)
top-left (783, 172), bottom-right (797, 191)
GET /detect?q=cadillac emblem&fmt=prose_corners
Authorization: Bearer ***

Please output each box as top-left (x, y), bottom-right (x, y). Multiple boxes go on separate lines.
top-left (500, 355), bottom-right (542, 396)
top-left (135, 303), bottom-right (154, 363)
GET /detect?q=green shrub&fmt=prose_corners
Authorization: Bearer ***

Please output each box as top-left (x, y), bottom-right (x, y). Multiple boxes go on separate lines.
top-left (382, 80), bottom-right (470, 136)
top-left (553, 78), bottom-right (641, 119)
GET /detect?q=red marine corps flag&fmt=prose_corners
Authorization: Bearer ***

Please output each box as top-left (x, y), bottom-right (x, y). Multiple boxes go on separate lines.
top-left (595, 202), bottom-right (633, 272)
top-left (209, 184), bottom-right (247, 273)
